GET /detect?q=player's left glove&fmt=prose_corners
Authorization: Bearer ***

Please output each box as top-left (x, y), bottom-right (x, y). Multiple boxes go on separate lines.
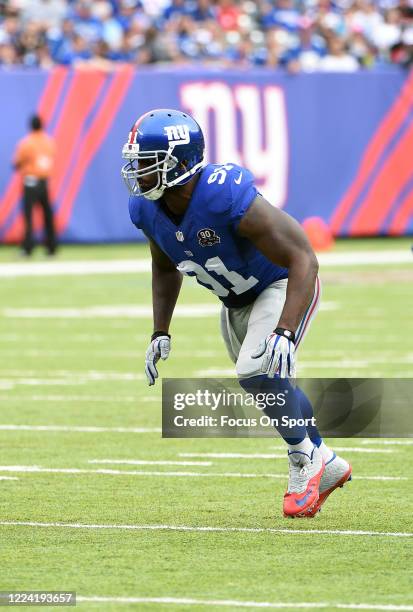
top-left (145, 331), bottom-right (171, 386)
top-left (251, 327), bottom-right (296, 379)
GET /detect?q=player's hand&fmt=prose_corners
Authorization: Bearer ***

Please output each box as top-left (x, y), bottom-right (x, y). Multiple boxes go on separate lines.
top-left (251, 332), bottom-right (296, 378)
top-left (145, 333), bottom-right (171, 386)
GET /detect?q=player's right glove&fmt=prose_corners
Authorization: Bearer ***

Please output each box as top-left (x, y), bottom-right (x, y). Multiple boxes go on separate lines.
top-left (145, 332), bottom-right (171, 386)
top-left (251, 328), bottom-right (296, 379)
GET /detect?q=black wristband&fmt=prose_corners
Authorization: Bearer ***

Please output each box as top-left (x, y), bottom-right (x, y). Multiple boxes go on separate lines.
top-left (151, 331), bottom-right (171, 342)
top-left (273, 327), bottom-right (295, 343)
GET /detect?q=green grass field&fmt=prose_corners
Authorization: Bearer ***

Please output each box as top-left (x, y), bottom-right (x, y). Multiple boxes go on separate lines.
top-left (0, 238), bottom-right (412, 611)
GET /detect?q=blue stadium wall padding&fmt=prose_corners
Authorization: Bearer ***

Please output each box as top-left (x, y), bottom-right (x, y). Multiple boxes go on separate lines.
top-left (1, 66), bottom-right (412, 242)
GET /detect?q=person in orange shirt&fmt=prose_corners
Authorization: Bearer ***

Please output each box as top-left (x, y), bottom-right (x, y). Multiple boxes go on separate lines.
top-left (14, 115), bottom-right (57, 256)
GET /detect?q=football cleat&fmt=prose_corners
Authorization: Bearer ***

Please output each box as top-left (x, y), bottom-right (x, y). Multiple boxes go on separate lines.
top-left (283, 446), bottom-right (324, 518)
top-left (306, 453), bottom-right (352, 517)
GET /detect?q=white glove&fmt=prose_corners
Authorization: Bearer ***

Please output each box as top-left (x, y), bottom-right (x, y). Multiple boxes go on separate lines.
top-left (252, 332), bottom-right (296, 379)
top-left (145, 334), bottom-right (171, 386)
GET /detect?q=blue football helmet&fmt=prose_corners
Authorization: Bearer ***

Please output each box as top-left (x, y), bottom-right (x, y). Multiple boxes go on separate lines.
top-left (121, 108), bottom-right (205, 200)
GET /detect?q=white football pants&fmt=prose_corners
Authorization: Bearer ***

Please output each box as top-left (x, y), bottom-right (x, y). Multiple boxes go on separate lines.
top-left (220, 277), bottom-right (321, 379)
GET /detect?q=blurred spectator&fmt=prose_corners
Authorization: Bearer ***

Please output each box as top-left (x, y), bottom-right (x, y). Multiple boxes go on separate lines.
top-left (0, 43), bottom-right (19, 66)
top-left (217, 0), bottom-right (241, 31)
top-left (319, 32), bottom-right (359, 70)
top-left (19, 0), bottom-right (67, 29)
top-left (188, 0), bottom-right (216, 22)
top-left (70, 1), bottom-right (103, 44)
top-left (261, 0), bottom-right (300, 32)
top-left (1, 0), bottom-right (413, 71)
top-left (285, 17), bottom-right (326, 71)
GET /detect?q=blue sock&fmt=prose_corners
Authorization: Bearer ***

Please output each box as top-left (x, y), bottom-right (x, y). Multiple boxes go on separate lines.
top-left (239, 375), bottom-right (306, 445)
top-left (295, 386), bottom-right (323, 447)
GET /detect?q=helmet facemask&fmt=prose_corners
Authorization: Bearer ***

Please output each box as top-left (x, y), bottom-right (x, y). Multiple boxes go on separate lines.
top-left (121, 146), bottom-right (178, 200)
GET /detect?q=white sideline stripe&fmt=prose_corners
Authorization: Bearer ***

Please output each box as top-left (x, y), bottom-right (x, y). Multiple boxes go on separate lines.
top-left (0, 520), bottom-right (411, 539)
top-left (179, 448), bottom-right (394, 458)
top-left (88, 459), bottom-right (213, 467)
top-left (76, 596), bottom-right (413, 610)
top-left (0, 425), bottom-right (161, 433)
top-left (0, 476), bottom-right (18, 481)
top-left (0, 466), bottom-right (406, 481)
top-left (0, 250), bottom-right (410, 278)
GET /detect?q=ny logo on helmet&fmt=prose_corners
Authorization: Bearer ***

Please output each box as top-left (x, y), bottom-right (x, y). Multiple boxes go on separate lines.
top-left (164, 124), bottom-right (190, 145)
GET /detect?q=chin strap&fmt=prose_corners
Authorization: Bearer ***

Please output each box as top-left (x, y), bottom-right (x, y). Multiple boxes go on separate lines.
top-left (144, 186), bottom-right (166, 200)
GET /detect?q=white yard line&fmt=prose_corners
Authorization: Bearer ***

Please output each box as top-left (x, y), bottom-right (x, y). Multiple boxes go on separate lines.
top-left (317, 250), bottom-right (412, 266)
top-left (194, 364), bottom-right (375, 376)
top-left (0, 260), bottom-right (151, 277)
top-left (0, 520), bottom-right (411, 539)
top-left (0, 369), bottom-right (137, 377)
top-left (350, 476), bottom-right (407, 480)
top-left (178, 453), bottom-right (288, 460)
top-left (2, 304), bottom-right (221, 319)
top-left (76, 596), bottom-right (413, 610)
top-left (88, 459), bottom-right (213, 467)
top-left (362, 440), bottom-right (413, 446)
top-left (0, 378), bottom-right (87, 387)
top-left (0, 372), bottom-right (145, 387)
top-left (0, 303), bottom-right (342, 319)
top-left (196, 357), bottom-right (413, 375)
top-left (179, 448), bottom-right (394, 458)
top-left (195, 369), bottom-right (250, 376)
top-left (0, 370), bottom-right (144, 381)
top-left (0, 350), bottom-right (142, 358)
top-left (0, 395), bottom-right (138, 402)
top-left (1, 303), bottom-right (336, 319)
top-left (0, 465), bottom-right (405, 481)
top-left (0, 425), bottom-right (161, 434)
top-left (0, 349), bottom-right (224, 358)
top-left (0, 250), bottom-right (410, 278)
top-left (0, 476), bottom-right (18, 481)
top-left (0, 425), bottom-right (408, 448)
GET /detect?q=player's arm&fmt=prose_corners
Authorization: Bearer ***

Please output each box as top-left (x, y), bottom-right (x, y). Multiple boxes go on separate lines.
top-left (149, 238), bottom-right (183, 334)
top-left (144, 238), bottom-right (183, 386)
top-left (238, 195), bottom-right (318, 333)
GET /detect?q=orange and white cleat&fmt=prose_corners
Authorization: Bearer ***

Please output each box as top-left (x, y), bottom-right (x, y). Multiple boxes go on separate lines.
top-left (283, 446), bottom-right (324, 518)
top-left (306, 453), bottom-right (352, 517)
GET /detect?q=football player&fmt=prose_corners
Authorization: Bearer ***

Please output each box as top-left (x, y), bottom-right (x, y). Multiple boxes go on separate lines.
top-left (122, 108), bottom-right (351, 518)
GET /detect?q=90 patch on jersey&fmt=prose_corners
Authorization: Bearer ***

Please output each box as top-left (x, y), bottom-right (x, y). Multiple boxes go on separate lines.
top-left (197, 228), bottom-right (220, 247)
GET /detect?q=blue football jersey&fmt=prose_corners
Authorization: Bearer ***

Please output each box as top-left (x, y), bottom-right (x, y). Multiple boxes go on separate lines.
top-left (129, 163), bottom-right (288, 308)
